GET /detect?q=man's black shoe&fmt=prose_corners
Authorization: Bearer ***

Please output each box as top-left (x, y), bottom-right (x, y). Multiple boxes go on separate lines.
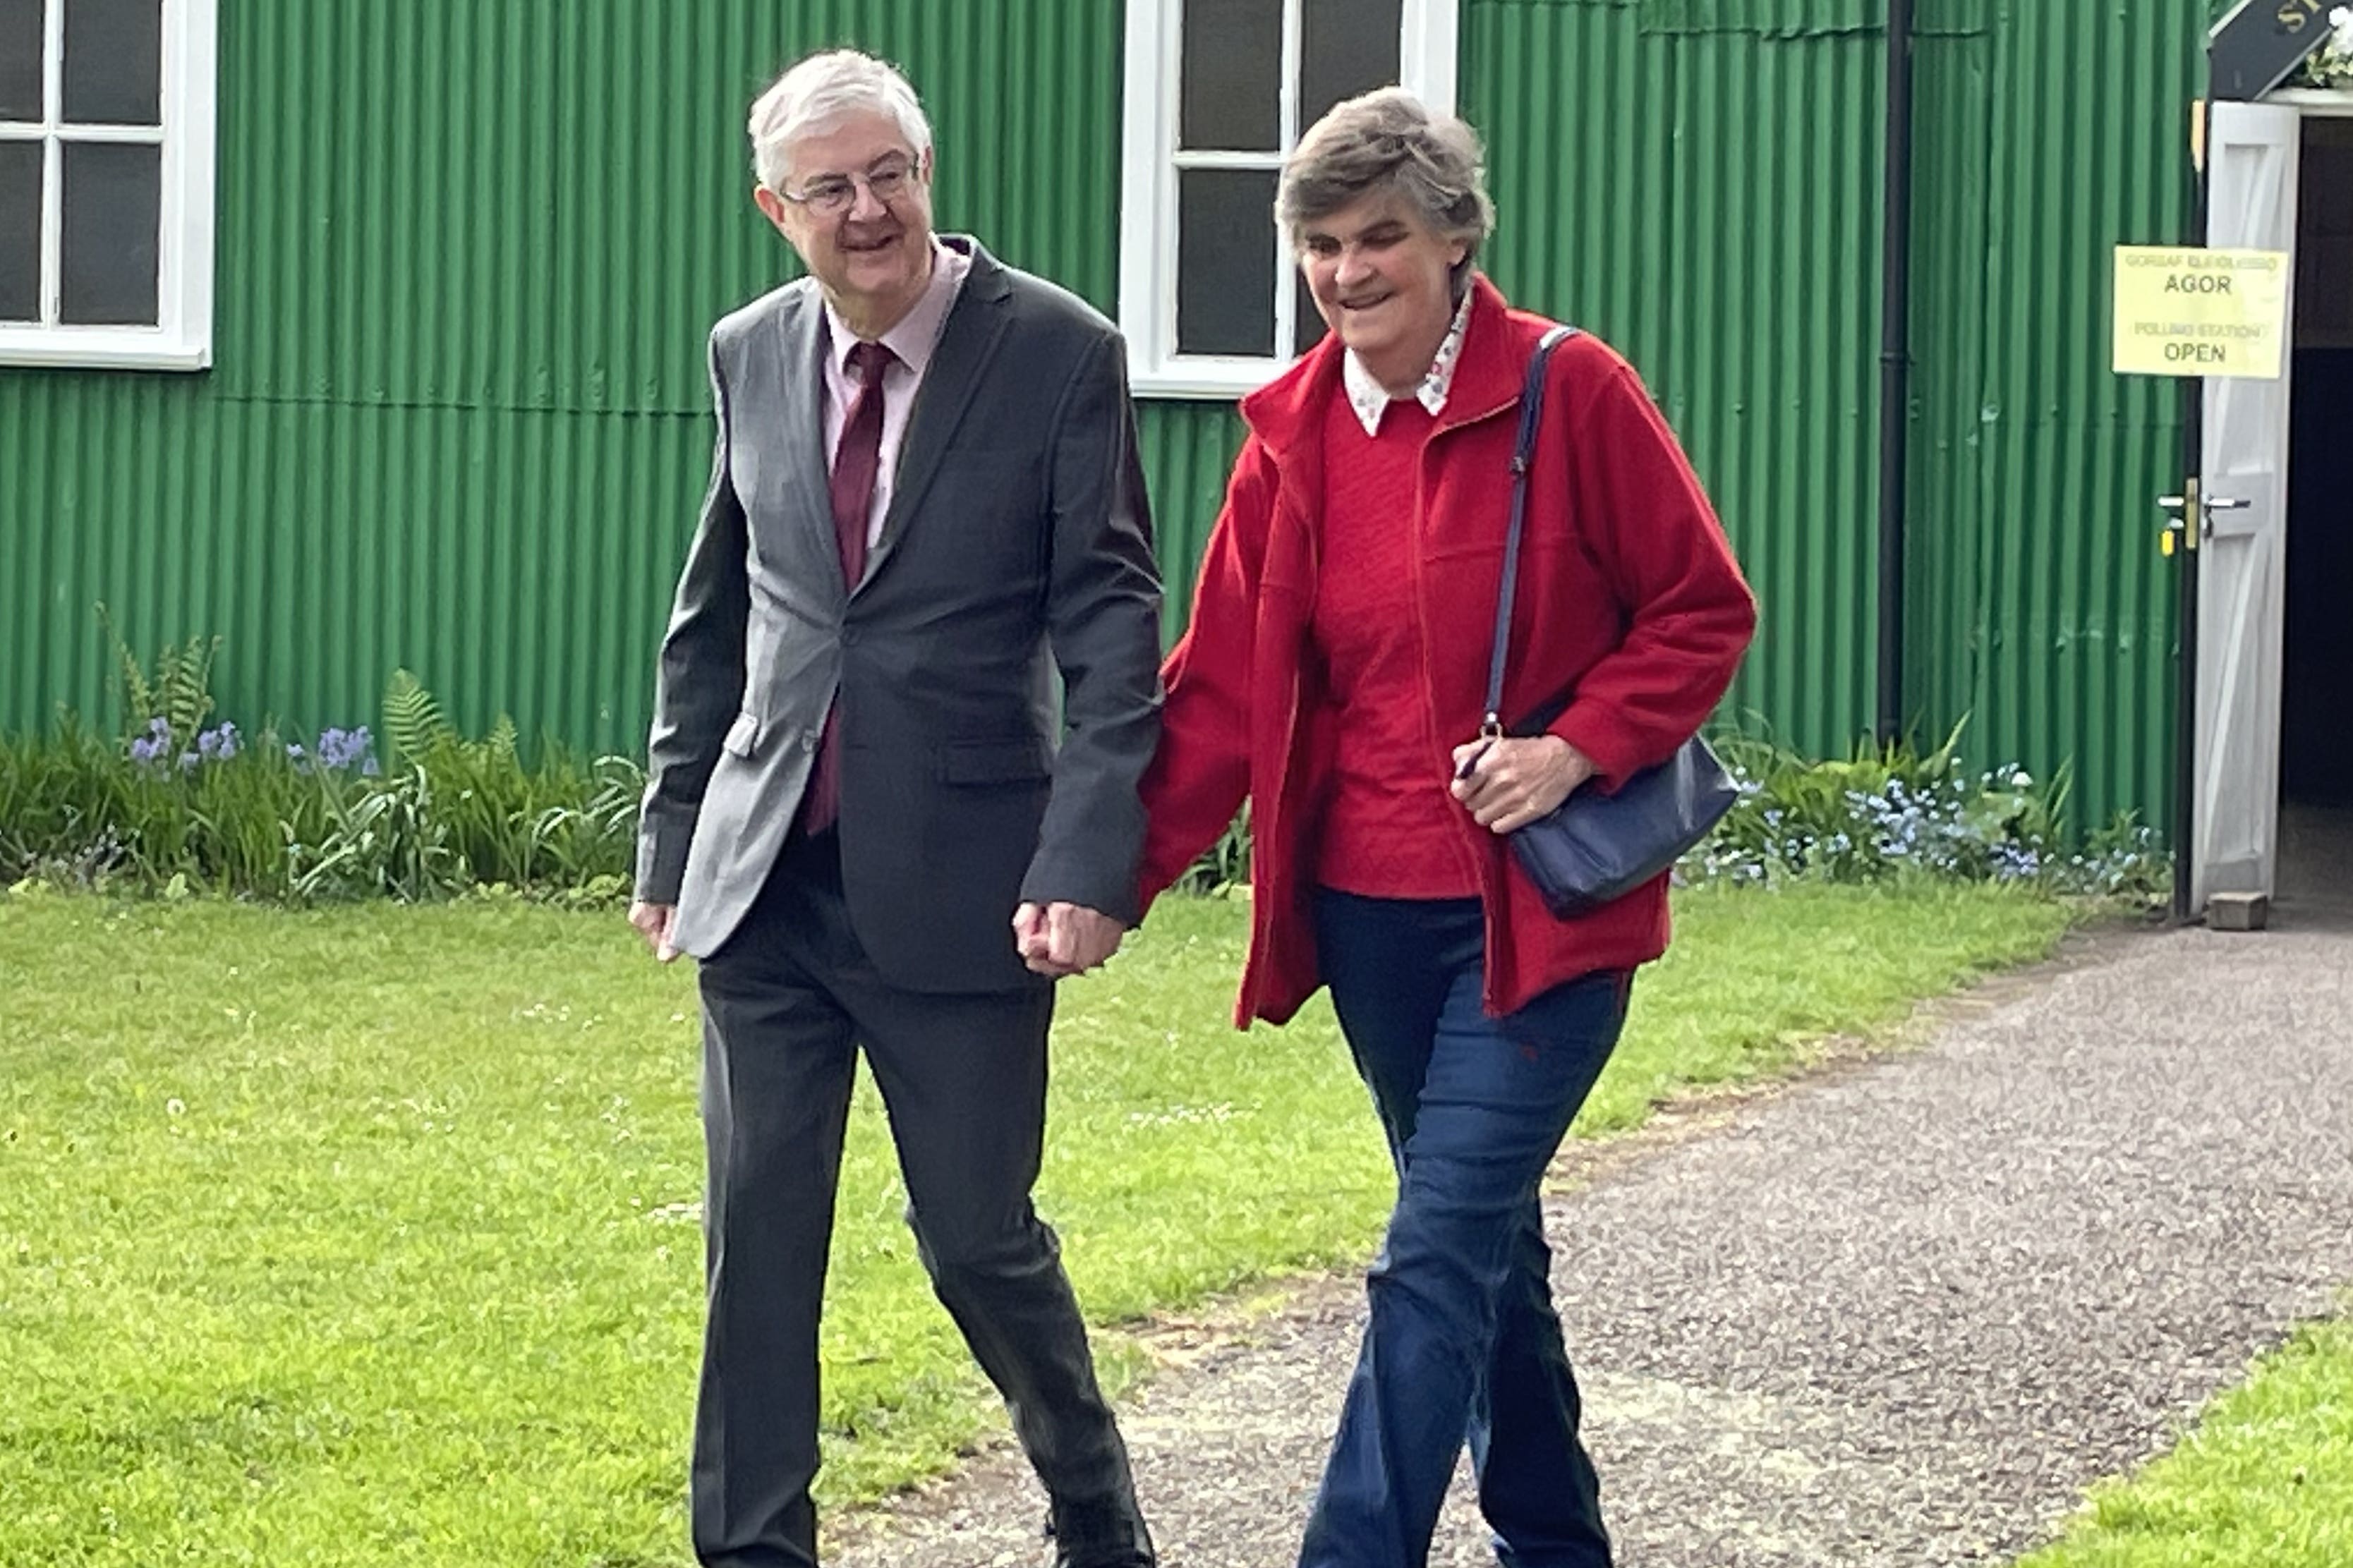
top-left (1044, 1495), bottom-right (1156, 1568)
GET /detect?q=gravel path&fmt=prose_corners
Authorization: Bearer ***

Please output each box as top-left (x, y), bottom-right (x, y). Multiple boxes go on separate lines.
top-left (831, 916), bottom-right (2353, 1567)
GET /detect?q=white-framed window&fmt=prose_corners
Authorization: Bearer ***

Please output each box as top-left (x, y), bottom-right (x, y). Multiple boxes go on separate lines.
top-left (1119, 0), bottom-right (1458, 399)
top-left (0, 0), bottom-right (217, 371)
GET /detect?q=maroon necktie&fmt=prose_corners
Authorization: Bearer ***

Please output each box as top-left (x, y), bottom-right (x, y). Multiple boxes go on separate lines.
top-left (802, 340), bottom-right (895, 836)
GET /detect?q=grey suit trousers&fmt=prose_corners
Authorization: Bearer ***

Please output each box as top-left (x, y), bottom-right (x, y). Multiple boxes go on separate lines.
top-left (690, 830), bottom-right (1141, 1567)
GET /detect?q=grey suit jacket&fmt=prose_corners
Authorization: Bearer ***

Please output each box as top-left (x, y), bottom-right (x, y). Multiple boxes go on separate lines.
top-left (635, 238), bottom-right (1164, 992)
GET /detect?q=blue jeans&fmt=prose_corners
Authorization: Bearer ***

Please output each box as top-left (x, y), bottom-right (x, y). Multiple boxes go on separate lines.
top-left (1300, 890), bottom-right (1628, 1568)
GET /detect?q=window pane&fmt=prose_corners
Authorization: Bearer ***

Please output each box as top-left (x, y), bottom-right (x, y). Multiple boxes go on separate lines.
top-left (1181, 0), bottom-right (1280, 152)
top-left (63, 0), bottom-right (159, 126)
top-left (1301, 0), bottom-right (1402, 130)
top-left (60, 140), bottom-right (157, 323)
top-left (1293, 269), bottom-right (1326, 355)
top-left (0, 140), bottom-right (38, 321)
top-left (1178, 168), bottom-right (1275, 357)
top-left (0, 0), bottom-right (43, 121)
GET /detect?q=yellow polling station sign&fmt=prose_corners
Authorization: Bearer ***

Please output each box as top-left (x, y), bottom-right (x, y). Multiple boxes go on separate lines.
top-left (2113, 246), bottom-right (2290, 379)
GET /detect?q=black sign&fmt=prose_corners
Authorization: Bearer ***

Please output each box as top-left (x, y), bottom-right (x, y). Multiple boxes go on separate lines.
top-left (2211, 0), bottom-right (2336, 101)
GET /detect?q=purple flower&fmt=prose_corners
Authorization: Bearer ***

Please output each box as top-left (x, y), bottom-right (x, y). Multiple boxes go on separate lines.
top-left (127, 715), bottom-right (176, 769)
top-left (313, 725), bottom-right (378, 773)
top-left (196, 722), bottom-right (241, 761)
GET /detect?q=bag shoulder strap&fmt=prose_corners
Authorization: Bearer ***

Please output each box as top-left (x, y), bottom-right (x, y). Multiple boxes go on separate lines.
top-left (1482, 324), bottom-right (1579, 735)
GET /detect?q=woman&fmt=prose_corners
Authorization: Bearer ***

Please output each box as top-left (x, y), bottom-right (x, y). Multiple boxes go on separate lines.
top-left (1135, 89), bottom-right (1756, 1567)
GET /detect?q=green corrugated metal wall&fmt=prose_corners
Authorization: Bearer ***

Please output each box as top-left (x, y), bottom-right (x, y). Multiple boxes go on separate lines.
top-left (1135, 401), bottom-right (1244, 636)
top-left (1906, 0), bottom-right (2206, 833)
top-left (0, 0), bottom-right (1133, 753)
top-left (1456, 0), bottom-right (2203, 827)
top-left (0, 0), bottom-right (2212, 830)
top-left (1141, 0), bottom-right (2207, 827)
top-left (1466, 0), bottom-right (1886, 762)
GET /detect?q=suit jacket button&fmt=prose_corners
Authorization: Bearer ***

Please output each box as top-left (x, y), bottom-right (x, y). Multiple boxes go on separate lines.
top-left (842, 626), bottom-right (861, 647)
top-left (799, 731), bottom-right (818, 752)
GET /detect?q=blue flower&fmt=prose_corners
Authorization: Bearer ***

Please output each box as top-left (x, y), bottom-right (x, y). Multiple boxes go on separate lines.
top-left (313, 725), bottom-right (377, 772)
top-left (127, 716), bottom-right (179, 769)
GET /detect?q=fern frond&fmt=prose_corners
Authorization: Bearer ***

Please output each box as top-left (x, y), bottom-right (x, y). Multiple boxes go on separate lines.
top-left (96, 603), bottom-right (159, 733)
top-left (485, 715), bottom-right (520, 771)
top-left (383, 669), bottom-right (452, 766)
top-left (159, 636), bottom-right (219, 742)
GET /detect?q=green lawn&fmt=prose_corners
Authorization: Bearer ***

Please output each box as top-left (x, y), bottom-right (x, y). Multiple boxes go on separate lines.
top-left (0, 881), bottom-right (2073, 1567)
top-left (2017, 1313), bottom-right (2353, 1568)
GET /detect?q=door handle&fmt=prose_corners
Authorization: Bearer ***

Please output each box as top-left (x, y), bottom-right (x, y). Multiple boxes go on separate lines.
top-left (2199, 494), bottom-right (2248, 539)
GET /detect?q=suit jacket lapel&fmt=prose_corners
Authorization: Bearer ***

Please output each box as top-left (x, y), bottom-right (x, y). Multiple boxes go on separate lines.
top-left (771, 287), bottom-right (843, 601)
top-left (859, 239), bottom-right (1015, 592)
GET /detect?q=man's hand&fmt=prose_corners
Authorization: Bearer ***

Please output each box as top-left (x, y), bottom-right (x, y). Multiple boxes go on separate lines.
top-left (1011, 901), bottom-right (1128, 978)
top-left (629, 900), bottom-right (681, 963)
top-left (1450, 734), bottom-right (1597, 832)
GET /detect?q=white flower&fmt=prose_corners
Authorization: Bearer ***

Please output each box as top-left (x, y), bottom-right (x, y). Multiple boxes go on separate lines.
top-left (2335, 7), bottom-right (2353, 50)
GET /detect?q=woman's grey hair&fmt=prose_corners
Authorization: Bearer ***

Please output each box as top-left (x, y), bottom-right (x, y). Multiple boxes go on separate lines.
top-left (749, 49), bottom-right (933, 193)
top-left (1276, 88), bottom-right (1495, 269)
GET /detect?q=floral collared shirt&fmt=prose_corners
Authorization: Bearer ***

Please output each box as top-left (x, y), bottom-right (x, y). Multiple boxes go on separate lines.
top-left (1339, 288), bottom-right (1474, 436)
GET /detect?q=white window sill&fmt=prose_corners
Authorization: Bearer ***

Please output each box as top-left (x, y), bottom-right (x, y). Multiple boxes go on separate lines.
top-left (0, 329), bottom-right (211, 371)
top-left (1132, 356), bottom-right (1295, 401)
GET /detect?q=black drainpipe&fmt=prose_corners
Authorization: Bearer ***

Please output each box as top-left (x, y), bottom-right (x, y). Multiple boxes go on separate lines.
top-left (1876, 0), bottom-right (1916, 741)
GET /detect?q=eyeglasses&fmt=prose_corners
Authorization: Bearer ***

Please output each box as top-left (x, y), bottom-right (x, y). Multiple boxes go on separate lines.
top-left (780, 156), bottom-right (920, 217)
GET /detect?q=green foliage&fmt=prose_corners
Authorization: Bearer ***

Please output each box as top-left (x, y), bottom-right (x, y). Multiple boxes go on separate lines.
top-left (296, 764), bottom-right (464, 900)
top-left (97, 603), bottom-right (219, 743)
top-left (2292, 12), bottom-right (2353, 87)
top-left (1700, 721), bottom-right (2164, 897)
top-left (2, 715), bottom-right (318, 899)
top-left (382, 667), bottom-right (454, 768)
top-left (2078, 810), bottom-right (2174, 903)
top-left (21, 628), bottom-right (2170, 910)
top-left (0, 883), bottom-right (2074, 1563)
top-left (393, 676), bottom-right (643, 894)
top-left (1172, 719), bottom-right (2171, 904)
top-left (1, 669), bottom-right (642, 906)
top-left (1173, 802), bottom-right (1252, 897)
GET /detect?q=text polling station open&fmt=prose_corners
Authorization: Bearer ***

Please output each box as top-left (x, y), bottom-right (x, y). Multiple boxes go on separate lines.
top-left (2113, 246), bottom-right (2290, 379)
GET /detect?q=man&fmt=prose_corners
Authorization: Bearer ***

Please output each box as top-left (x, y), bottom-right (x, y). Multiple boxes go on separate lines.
top-left (627, 49), bottom-right (1162, 1568)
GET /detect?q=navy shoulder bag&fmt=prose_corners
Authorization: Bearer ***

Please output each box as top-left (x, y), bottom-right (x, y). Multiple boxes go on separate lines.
top-left (1482, 325), bottom-right (1739, 918)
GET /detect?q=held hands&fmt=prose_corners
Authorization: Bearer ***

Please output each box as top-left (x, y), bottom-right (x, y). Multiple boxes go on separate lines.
top-left (1012, 901), bottom-right (1128, 978)
top-left (1451, 734), bottom-right (1597, 833)
top-left (628, 901), bottom-right (680, 963)
top-left (629, 897), bottom-right (1126, 977)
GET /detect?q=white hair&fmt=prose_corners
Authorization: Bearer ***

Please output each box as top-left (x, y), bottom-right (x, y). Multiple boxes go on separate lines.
top-left (748, 49), bottom-right (933, 193)
top-left (1278, 88), bottom-right (1493, 267)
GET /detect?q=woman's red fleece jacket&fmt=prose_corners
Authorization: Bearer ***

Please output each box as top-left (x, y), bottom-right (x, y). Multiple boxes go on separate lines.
top-left (1137, 276), bottom-right (1758, 1026)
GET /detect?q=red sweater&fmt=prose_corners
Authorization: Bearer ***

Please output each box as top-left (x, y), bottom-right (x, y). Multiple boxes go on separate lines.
top-left (1312, 392), bottom-right (1481, 899)
top-left (1137, 276), bottom-right (1758, 1026)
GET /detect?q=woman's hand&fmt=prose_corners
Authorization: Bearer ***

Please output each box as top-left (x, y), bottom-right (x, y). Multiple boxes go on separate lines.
top-left (1450, 734), bottom-right (1596, 832)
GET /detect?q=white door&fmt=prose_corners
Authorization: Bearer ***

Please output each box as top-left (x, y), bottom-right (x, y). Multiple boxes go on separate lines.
top-left (2196, 101), bottom-right (2300, 909)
